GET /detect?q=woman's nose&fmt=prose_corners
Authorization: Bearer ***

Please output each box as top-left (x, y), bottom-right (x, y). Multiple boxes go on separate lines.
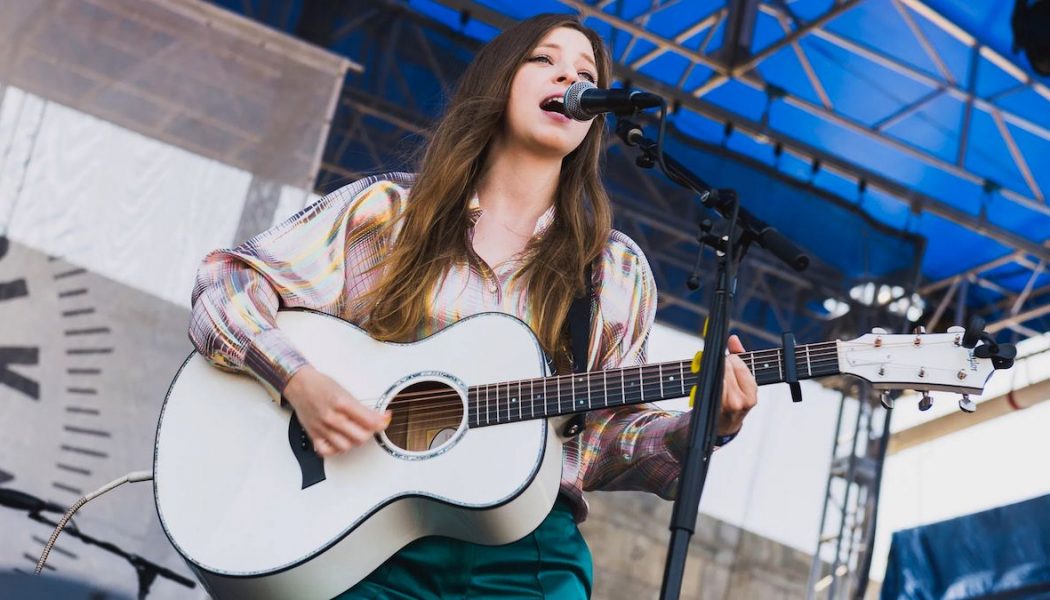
top-left (554, 63), bottom-right (578, 84)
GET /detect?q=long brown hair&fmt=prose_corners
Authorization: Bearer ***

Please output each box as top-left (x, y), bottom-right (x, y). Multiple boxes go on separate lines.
top-left (363, 13), bottom-right (613, 367)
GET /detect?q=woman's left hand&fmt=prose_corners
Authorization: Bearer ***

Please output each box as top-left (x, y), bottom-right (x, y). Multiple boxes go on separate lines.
top-left (717, 335), bottom-right (758, 436)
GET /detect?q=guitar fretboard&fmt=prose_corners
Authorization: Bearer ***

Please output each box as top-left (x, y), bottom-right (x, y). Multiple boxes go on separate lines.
top-left (466, 341), bottom-right (840, 427)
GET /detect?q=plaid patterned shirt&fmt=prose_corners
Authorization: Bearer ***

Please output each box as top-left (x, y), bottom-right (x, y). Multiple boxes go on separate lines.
top-left (189, 172), bottom-right (698, 521)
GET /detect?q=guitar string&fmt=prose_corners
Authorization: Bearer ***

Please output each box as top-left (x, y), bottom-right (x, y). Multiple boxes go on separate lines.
top-left (350, 339), bottom-right (963, 428)
top-left (342, 337), bottom-right (960, 405)
top-left (357, 351), bottom-right (843, 408)
top-left (313, 339), bottom-right (968, 434)
top-left (356, 357), bottom-right (849, 435)
top-left (351, 337), bottom-right (964, 421)
top-left (361, 342), bottom-right (842, 404)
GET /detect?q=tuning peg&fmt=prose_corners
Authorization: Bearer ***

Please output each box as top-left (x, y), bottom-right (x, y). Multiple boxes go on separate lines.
top-left (962, 316), bottom-right (985, 348)
top-left (958, 394), bottom-right (976, 413)
top-left (918, 391), bottom-right (933, 411)
top-left (913, 325), bottom-right (926, 335)
top-left (871, 327), bottom-right (888, 334)
top-left (879, 391), bottom-right (894, 410)
top-left (946, 326), bottom-right (965, 333)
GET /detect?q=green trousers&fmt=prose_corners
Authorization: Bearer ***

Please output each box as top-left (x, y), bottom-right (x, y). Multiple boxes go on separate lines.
top-left (336, 497), bottom-right (593, 599)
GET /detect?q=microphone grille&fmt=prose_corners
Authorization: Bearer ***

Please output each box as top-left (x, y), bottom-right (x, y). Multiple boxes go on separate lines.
top-left (563, 80), bottom-right (597, 121)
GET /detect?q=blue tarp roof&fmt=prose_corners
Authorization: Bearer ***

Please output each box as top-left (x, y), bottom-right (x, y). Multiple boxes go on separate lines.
top-left (213, 0), bottom-right (1050, 343)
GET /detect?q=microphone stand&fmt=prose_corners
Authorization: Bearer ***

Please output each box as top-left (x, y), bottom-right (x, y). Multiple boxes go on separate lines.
top-left (24, 510), bottom-right (196, 599)
top-left (613, 116), bottom-right (808, 600)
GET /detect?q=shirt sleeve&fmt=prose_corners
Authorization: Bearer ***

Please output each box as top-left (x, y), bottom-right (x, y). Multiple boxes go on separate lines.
top-left (579, 231), bottom-right (709, 501)
top-left (188, 174), bottom-right (409, 401)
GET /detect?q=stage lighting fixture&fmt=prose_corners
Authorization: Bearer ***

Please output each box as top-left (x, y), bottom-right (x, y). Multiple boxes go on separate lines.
top-left (1012, 0), bottom-right (1050, 76)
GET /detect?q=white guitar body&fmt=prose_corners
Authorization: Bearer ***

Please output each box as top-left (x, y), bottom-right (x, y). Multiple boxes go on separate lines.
top-left (154, 311), bottom-right (563, 600)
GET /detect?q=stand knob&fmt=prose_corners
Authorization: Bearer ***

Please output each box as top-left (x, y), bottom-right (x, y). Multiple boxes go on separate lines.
top-left (918, 391), bottom-right (933, 412)
top-left (879, 391), bottom-right (894, 410)
top-left (958, 394), bottom-right (977, 413)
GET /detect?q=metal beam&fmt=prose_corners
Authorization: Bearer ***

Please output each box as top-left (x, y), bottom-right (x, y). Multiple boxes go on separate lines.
top-left (628, 8), bottom-right (724, 70)
top-left (771, 10), bottom-right (832, 110)
top-left (735, 72), bottom-right (1050, 218)
top-left (888, 376), bottom-right (1050, 455)
top-left (987, 302), bottom-right (1050, 334)
top-left (572, 0), bottom-right (1050, 218)
top-left (890, 0), bottom-right (954, 84)
top-left (991, 108), bottom-right (1045, 203)
top-left (919, 252), bottom-right (1032, 294)
top-left (735, 0), bottom-right (863, 76)
top-left (431, 0), bottom-right (1050, 263)
top-left (643, 78), bottom-right (1050, 262)
top-left (558, 0), bottom-right (726, 73)
top-left (718, 0), bottom-right (760, 69)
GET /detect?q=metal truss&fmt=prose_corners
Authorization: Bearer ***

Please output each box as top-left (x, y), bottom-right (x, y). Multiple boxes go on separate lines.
top-left (215, 0), bottom-right (1050, 337)
top-left (806, 381), bottom-right (890, 600)
top-left (242, 0), bottom-right (904, 348)
top-left (921, 251), bottom-right (1050, 339)
top-left (429, 0), bottom-right (1050, 341)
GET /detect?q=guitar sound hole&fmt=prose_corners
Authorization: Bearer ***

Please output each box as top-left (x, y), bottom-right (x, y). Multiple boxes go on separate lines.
top-left (384, 380), bottom-right (464, 453)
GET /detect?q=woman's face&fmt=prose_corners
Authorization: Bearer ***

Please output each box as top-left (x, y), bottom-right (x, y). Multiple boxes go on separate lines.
top-left (501, 27), bottom-right (599, 159)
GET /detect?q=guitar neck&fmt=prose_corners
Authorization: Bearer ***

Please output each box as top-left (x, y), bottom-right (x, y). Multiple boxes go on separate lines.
top-left (467, 341), bottom-right (841, 428)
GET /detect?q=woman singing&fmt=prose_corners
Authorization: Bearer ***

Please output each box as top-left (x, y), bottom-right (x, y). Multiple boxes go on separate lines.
top-left (190, 12), bottom-right (758, 598)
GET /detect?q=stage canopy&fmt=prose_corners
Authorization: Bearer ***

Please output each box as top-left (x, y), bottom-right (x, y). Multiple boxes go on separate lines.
top-left (208, 0), bottom-right (1050, 349)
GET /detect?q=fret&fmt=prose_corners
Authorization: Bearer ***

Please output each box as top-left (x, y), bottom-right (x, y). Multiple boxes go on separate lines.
top-left (679, 361), bottom-right (686, 395)
top-left (613, 367), bottom-right (621, 405)
top-left (502, 382), bottom-right (511, 423)
top-left (624, 369), bottom-right (641, 405)
top-left (603, 370), bottom-right (608, 409)
top-left (492, 383), bottom-right (498, 423)
top-left (554, 376), bottom-right (562, 418)
top-left (748, 353), bottom-right (756, 377)
top-left (634, 363), bottom-right (642, 401)
top-left (569, 375), bottom-right (579, 413)
top-left (517, 381), bottom-right (523, 421)
top-left (543, 377), bottom-right (548, 417)
top-left (485, 384), bottom-right (491, 425)
top-left (529, 380), bottom-right (534, 419)
top-left (658, 364), bottom-right (664, 398)
top-left (574, 375), bottom-right (587, 412)
top-left (585, 374), bottom-right (592, 410)
top-left (805, 345), bottom-right (812, 377)
top-left (777, 349), bottom-right (783, 381)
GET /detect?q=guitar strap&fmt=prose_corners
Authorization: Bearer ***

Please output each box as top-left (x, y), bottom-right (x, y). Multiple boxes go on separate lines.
top-left (561, 261), bottom-right (593, 438)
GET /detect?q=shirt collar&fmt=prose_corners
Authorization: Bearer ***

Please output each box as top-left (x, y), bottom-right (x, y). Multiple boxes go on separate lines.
top-left (468, 192), bottom-right (557, 237)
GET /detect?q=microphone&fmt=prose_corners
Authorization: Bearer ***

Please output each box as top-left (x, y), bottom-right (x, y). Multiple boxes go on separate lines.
top-left (0, 488), bottom-right (67, 514)
top-left (562, 81), bottom-right (663, 121)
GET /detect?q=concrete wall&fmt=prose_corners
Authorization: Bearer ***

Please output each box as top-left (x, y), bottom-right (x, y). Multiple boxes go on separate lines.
top-left (582, 491), bottom-right (813, 599)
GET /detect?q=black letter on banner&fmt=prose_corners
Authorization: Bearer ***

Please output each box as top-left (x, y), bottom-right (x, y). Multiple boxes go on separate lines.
top-left (0, 347), bottom-right (40, 400)
top-left (0, 237), bottom-right (29, 301)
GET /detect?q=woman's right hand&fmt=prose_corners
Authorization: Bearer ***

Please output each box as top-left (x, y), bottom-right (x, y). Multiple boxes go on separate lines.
top-left (283, 365), bottom-right (391, 457)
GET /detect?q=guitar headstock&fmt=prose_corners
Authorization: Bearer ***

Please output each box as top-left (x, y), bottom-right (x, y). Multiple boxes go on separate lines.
top-left (837, 320), bottom-right (1016, 413)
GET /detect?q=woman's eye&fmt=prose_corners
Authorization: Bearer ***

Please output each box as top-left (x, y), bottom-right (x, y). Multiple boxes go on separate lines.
top-left (579, 72), bottom-right (596, 83)
top-left (530, 55), bottom-right (552, 64)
